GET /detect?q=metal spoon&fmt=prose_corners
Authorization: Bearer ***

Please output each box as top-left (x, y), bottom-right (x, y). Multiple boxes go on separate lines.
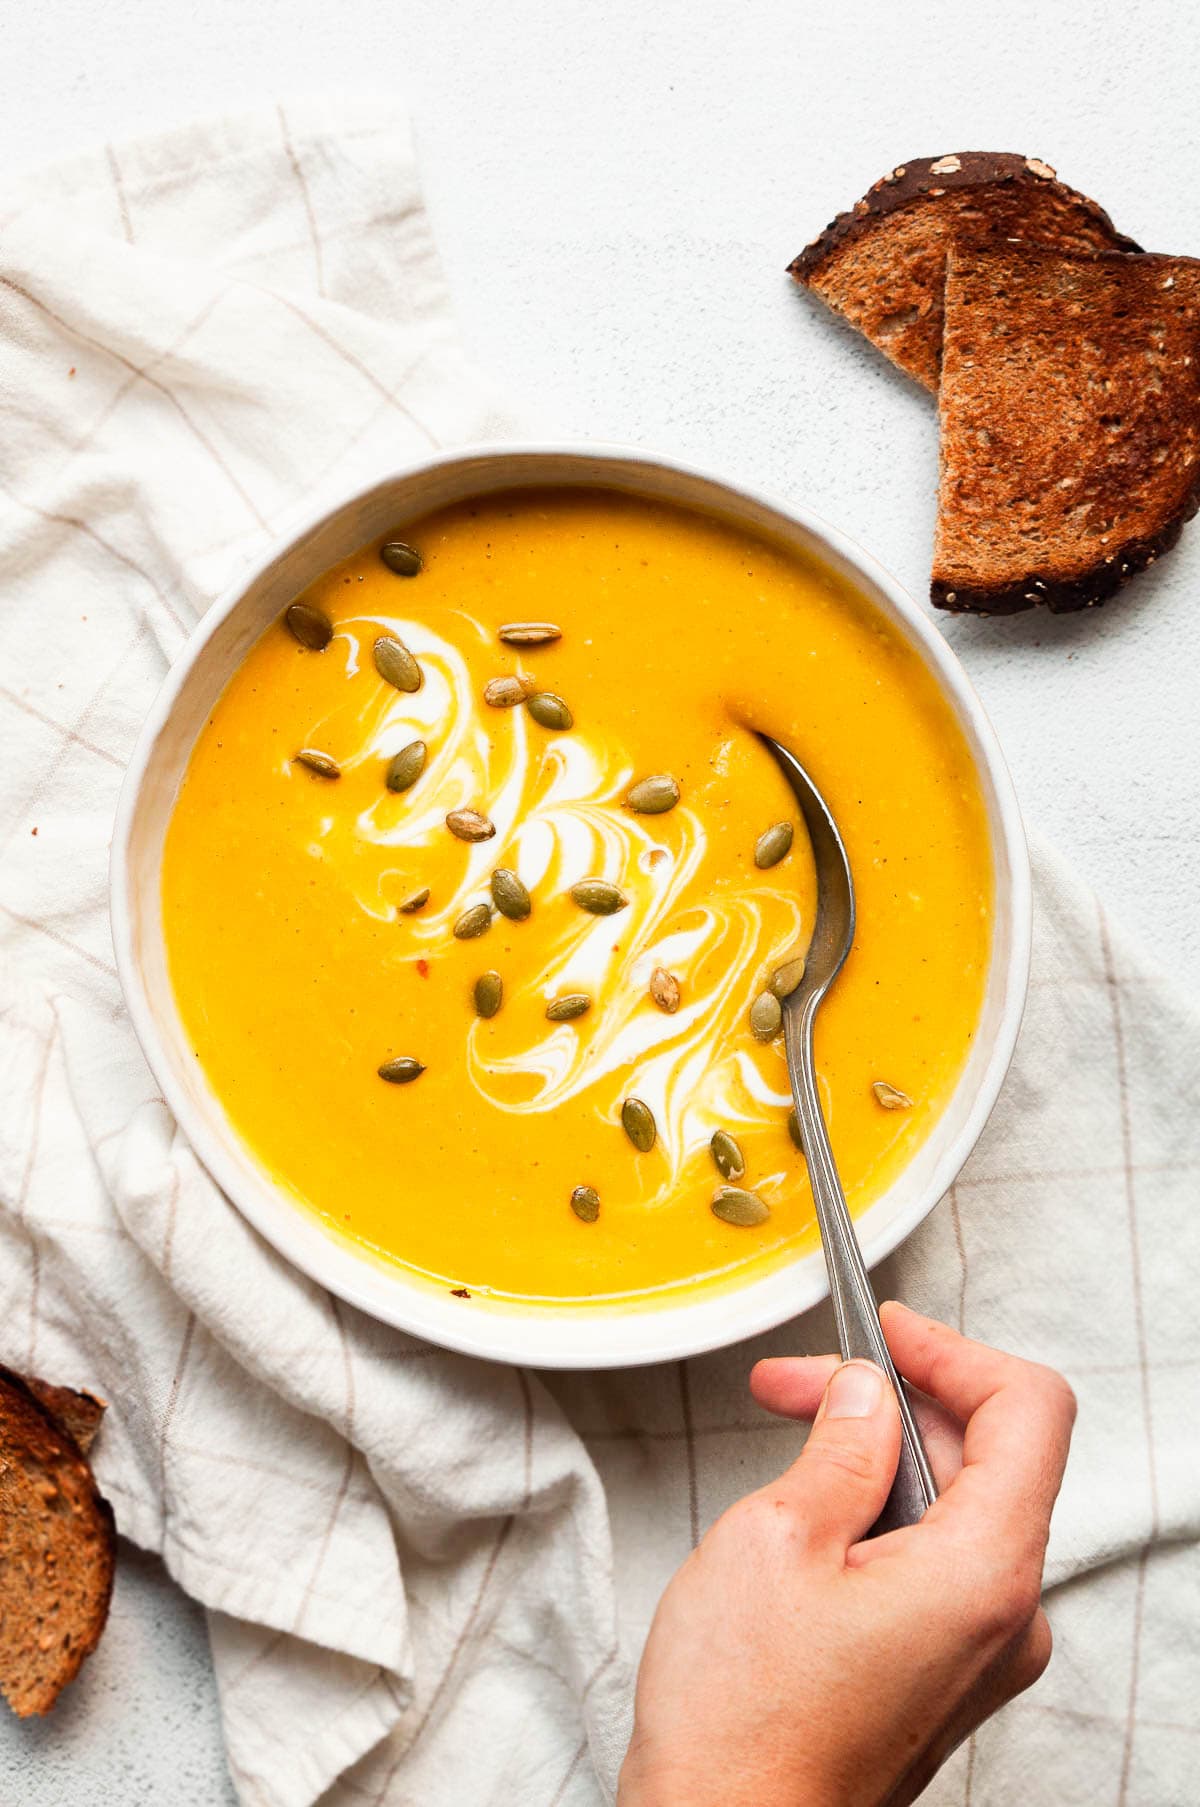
top-left (761, 733), bottom-right (937, 1533)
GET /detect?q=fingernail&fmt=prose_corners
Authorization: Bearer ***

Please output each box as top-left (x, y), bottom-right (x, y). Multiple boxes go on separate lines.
top-left (824, 1361), bottom-right (886, 1419)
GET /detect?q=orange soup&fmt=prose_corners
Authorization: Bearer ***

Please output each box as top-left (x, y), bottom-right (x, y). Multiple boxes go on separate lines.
top-left (161, 489), bottom-right (990, 1304)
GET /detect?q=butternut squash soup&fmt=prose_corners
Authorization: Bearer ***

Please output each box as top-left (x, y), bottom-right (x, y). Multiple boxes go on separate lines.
top-left (161, 489), bottom-right (991, 1304)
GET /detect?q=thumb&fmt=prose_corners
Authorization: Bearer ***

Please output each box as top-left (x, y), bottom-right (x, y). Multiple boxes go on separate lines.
top-left (782, 1360), bottom-right (902, 1551)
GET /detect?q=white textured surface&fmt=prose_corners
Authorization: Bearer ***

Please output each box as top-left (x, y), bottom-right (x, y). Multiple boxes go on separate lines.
top-left (3, 0), bottom-right (1198, 1798)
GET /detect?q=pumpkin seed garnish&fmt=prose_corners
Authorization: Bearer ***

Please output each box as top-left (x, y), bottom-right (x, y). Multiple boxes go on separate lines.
top-left (483, 675), bottom-right (535, 708)
top-left (546, 993), bottom-right (591, 1022)
top-left (285, 601), bottom-right (333, 649)
top-left (570, 878), bottom-right (628, 916)
top-left (787, 1108), bottom-right (805, 1152)
top-left (649, 967), bottom-right (681, 1014)
top-left (750, 991), bottom-right (783, 1040)
top-left (447, 809), bottom-right (496, 843)
top-left (498, 622), bottom-right (561, 646)
top-left (873, 1081), bottom-right (913, 1110)
top-left (453, 903), bottom-right (493, 940)
top-left (711, 1186), bottom-right (770, 1228)
top-left (770, 957), bottom-right (806, 999)
top-left (380, 540), bottom-right (422, 577)
top-left (378, 1056), bottom-right (425, 1084)
top-left (626, 773), bottom-right (681, 815)
top-left (293, 748), bottom-right (340, 779)
top-left (373, 633), bottom-right (423, 693)
top-left (710, 1130), bottom-right (746, 1182)
top-left (526, 692), bottom-right (573, 731)
top-left (754, 822), bottom-right (794, 869)
top-left (570, 1185), bottom-right (600, 1224)
top-left (491, 868), bottom-right (532, 921)
top-left (386, 740), bottom-right (427, 793)
top-left (474, 971), bottom-right (503, 1019)
top-left (621, 1097), bottom-right (656, 1152)
top-left (397, 887), bottom-right (430, 914)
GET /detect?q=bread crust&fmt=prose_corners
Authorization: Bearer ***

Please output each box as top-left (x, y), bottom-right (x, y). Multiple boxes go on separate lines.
top-left (21, 1375), bottom-right (107, 1456)
top-left (790, 152), bottom-right (1139, 280)
top-left (930, 515), bottom-right (1194, 615)
top-left (0, 1365), bottom-right (115, 1717)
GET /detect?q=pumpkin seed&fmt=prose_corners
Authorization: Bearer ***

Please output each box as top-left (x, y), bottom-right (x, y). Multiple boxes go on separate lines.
top-left (373, 634), bottom-right (423, 693)
top-left (750, 991), bottom-right (783, 1040)
top-left (398, 887), bottom-right (430, 914)
top-left (499, 622), bottom-right (561, 646)
top-left (621, 1097), bottom-right (656, 1152)
top-left (293, 748), bottom-right (340, 779)
top-left (491, 868), bottom-right (531, 921)
top-left (386, 740), bottom-right (426, 793)
top-left (526, 692), bottom-right (573, 731)
top-left (378, 1056), bottom-right (425, 1084)
top-left (626, 774), bottom-right (681, 815)
top-left (770, 956), bottom-right (807, 999)
top-left (453, 903), bottom-right (493, 940)
top-left (710, 1130), bottom-right (746, 1182)
top-left (872, 1080), bottom-right (913, 1110)
top-left (649, 967), bottom-right (681, 1014)
top-left (380, 540), bottom-right (422, 577)
top-left (483, 675), bottom-right (534, 708)
top-left (546, 993), bottom-right (591, 1022)
top-left (570, 1185), bottom-right (600, 1224)
top-left (787, 1108), bottom-right (805, 1152)
top-left (474, 971), bottom-right (503, 1019)
top-left (447, 809), bottom-right (496, 843)
top-left (570, 878), bottom-right (628, 916)
top-left (711, 1186), bottom-right (770, 1228)
top-left (285, 601), bottom-right (333, 649)
top-left (754, 822), bottom-right (794, 869)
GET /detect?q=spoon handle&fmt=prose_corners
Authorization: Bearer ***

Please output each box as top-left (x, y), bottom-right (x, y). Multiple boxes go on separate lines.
top-left (784, 1000), bottom-right (937, 1533)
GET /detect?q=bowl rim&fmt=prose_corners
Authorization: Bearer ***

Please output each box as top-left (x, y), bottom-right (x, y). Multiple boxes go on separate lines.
top-left (110, 440), bottom-right (1032, 1369)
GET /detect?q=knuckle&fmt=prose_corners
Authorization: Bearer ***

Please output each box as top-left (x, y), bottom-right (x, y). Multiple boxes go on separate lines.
top-left (804, 1435), bottom-right (878, 1486)
top-left (1012, 1612), bottom-right (1054, 1693)
top-left (1043, 1369), bottom-right (1078, 1426)
top-left (965, 1560), bottom-right (1043, 1644)
top-left (714, 1490), bottom-right (800, 1551)
top-left (1018, 1359), bottom-right (1076, 1423)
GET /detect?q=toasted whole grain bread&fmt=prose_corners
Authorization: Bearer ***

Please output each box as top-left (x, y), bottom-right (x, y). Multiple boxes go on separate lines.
top-left (932, 247), bottom-right (1200, 614)
top-left (0, 1365), bottom-right (115, 1717)
top-left (790, 153), bottom-right (1140, 390)
top-left (21, 1377), bottom-right (107, 1457)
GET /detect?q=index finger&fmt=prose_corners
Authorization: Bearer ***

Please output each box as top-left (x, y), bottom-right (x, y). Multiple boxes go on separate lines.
top-left (880, 1302), bottom-right (1076, 1549)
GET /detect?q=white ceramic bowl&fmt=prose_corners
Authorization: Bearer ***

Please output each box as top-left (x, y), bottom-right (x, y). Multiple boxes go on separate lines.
top-left (112, 444), bottom-right (1030, 1369)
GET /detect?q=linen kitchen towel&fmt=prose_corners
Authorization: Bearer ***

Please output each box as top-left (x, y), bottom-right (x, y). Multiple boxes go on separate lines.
top-left (0, 100), bottom-right (1196, 1807)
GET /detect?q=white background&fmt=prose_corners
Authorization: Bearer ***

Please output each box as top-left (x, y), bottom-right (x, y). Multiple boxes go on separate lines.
top-left (3, 0), bottom-right (1198, 1797)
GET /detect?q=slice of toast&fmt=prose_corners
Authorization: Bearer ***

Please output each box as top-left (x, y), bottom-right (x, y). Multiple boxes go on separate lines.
top-left (789, 154), bottom-right (1140, 390)
top-left (0, 1365), bottom-right (115, 1717)
top-left (932, 247), bottom-right (1200, 614)
top-left (21, 1377), bottom-right (107, 1457)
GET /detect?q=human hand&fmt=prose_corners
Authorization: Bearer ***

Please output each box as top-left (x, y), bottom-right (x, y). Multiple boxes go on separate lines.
top-left (618, 1303), bottom-right (1075, 1807)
